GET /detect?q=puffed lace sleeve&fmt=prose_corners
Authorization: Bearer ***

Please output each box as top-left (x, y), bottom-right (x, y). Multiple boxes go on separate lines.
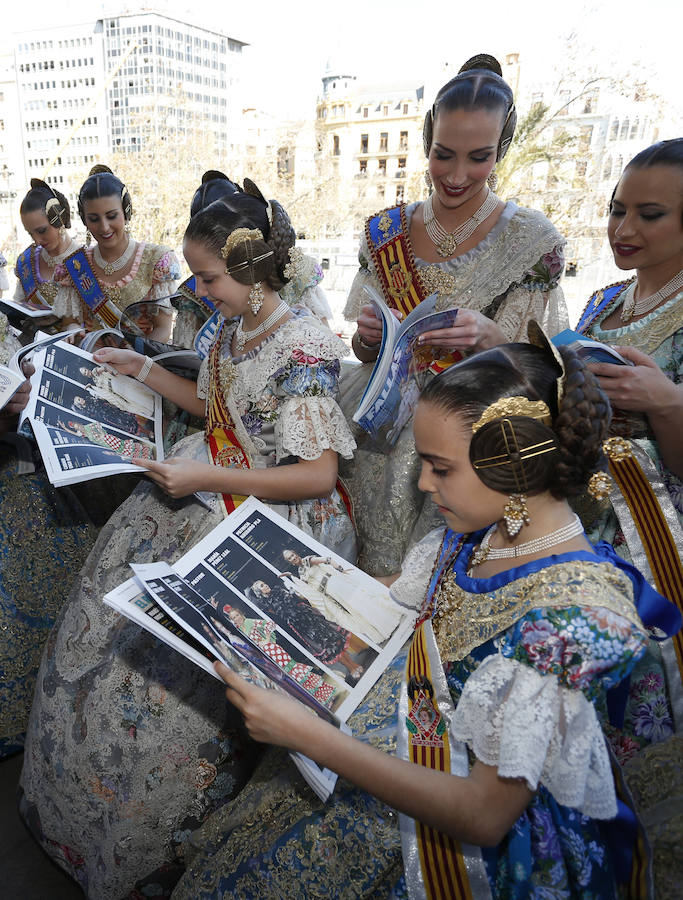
top-left (389, 527), bottom-right (446, 610)
top-left (146, 249), bottom-right (181, 300)
top-left (273, 325), bottom-right (356, 462)
top-left (452, 603), bottom-right (648, 819)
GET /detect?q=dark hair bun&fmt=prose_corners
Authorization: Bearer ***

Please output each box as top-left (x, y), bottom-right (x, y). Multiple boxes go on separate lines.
top-left (22, 178), bottom-right (71, 228)
top-left (89, 163), bottom-right (114, 177)
top-left (458, 53), bottom-right (503, 77)
top-left (202, 169), bottom-right (230, 184)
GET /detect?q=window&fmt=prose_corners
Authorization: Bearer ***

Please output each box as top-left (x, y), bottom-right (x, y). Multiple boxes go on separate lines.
top-left (382, 105), bottom-right (388, 116)
top-left (620, 119), bottom-right (630, 140)
top-left (609, 119), bottom-right (619, 141)
top-left (602, 156), bottom-right (612, 180)
top-left (360, 133), bottom-right (368, 153)
top-left (395, 185), bottom-right (404, 203)
top-left (379, 132), bottom-right (388, 151)
top-left (399, 130), bottom-right (408, 150)
top-left (363, 107), bottom-right (368, 118)
top-left (378, 158), bottom-right (386, 174)
top-left (402, 103), bottom-right (408, 114)
top-left (333, 134), bottom-right (340, 156)
top-left (359, 159), bottom-right (367, 174)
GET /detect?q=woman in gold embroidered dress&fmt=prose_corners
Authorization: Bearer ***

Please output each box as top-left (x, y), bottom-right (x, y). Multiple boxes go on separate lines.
top-left (341, 53), bottom-right (568, 574)
top-left (52, 165), bottom-right (181, 336)
top-left (19, 186), bottom-right (358, 898)
top-left (169, 332), bottom-right (679, 899)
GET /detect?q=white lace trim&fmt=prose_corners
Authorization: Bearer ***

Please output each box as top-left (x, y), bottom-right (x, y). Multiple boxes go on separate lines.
top-left (53, 283), bottom-right (87, 320)
top-left (452, 654), bottom-right (617, 820)
top-left (275, 396), bottom-right (356, 462)
top-left (196, 355), bottom-right (210, 400)
top-left (389, 527), bottom-right (446, 610)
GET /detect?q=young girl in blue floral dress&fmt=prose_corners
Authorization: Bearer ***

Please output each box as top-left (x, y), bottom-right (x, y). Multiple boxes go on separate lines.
top-left (173, 326), bottom-right (679, 899)
top-left (20, 188), bottom-right (357, 898)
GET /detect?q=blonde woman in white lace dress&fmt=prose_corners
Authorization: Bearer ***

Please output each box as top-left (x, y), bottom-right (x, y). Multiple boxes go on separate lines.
top-left (342, 54), bottom-right (568, 574)
top-left (20, 188), bottom-right (357, 898)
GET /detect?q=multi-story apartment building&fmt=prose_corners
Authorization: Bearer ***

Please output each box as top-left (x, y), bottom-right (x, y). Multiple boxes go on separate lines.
top-left (2, 10), bottom-right (246, 246)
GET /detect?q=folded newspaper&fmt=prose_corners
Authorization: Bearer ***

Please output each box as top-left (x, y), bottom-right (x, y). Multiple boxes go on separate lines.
top-left (105, 496), bottom-right (415, 801)
top-left (21, 338), bottom-right (164, 485)
top-left (353, 285), bottom-right (461, 447)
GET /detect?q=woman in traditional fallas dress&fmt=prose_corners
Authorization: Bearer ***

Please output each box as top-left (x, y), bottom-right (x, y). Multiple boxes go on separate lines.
top-left (341, 53), bottom-right (568, 575)
top-left (573, 139), bottom-right (683, 898)
top-left (52, 164), bottom-right (180, 337)
top-left (12, 179), bottom-right (81, 315)
top-left (20, 185), bottom-right (357, 898)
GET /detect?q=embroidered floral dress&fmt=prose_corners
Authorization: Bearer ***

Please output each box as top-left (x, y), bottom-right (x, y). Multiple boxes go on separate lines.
top-left (0, 312), bottom-right (97, 757)
top-left (340, 201), bottom-right (569, 575)
top-left (169, 528), bottom-right (659, 900)
top-left (52, 241), bottom-right (181, 324)
top-left (19, 314), bottom-right (357, 898)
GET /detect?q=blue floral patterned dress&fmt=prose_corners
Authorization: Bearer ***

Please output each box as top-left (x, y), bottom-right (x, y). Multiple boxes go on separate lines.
top-left (19, 313), bottom-right (357, 899)
top-left (169, 528), bottom-right (667, 899)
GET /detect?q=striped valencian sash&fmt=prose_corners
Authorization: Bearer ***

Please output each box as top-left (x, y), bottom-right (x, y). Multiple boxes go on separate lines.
top-left (397, 533), bottom-right (491, 900)
top-left (604, 437), bottom-right (683, 729)
top-left (365, 205), bottom-right (461, 376)
top-left (204, 321), bottom-right (250, 516)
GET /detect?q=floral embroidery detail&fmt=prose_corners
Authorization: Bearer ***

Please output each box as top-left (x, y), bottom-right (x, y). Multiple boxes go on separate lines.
top-left (524, 245), bottom-right (565, 289)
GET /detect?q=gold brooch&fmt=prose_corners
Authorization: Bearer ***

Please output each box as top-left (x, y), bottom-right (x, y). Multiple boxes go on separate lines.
top-left (603, 436), bottom-right (633, 462)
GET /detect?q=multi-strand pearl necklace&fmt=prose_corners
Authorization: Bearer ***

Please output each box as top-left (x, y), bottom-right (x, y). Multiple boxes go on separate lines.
top-left (468, 513), bottom-right (584, 572)
top-left (234, 299), bottom-right (290, 352)
top-left (423, 188), bottom-right (499, 258)
top-left (93, 237), bottom-right (137, 276)
top-left (41, 238), bottom-right (79, 268)
top-left (620, 267), bottom-right (683, 321)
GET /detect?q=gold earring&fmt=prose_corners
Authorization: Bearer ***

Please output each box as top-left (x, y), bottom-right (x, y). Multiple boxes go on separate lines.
top-left (124, 221), bottom-right (131, 234)
top-left (424, 170), bottom-right (433, 192)
top-left (487, 169), bottom-right (498, 191)
top-left (59, 225), bottom-right (67, 241)
top-left (85, 230), bottom-right (92, 247)
top-left (248, 282), bottom-right (264, 315)
top-left (503, 494), bottom-right (529, 538)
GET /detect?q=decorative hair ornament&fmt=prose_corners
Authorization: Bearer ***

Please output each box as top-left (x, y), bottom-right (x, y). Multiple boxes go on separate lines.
top-left (472, 396), bottom-right (552, 433)
top-left (220, 227), bottom-right (264, 261)
top-left (45, 197), bottom-right (64, 227)
top-left (587, 470), bottom-right (611, 500)
top-left (283, 246), bottom-right (306, 282)
top-left (603, 436), bottom-right (633, 462)
top-left (527, 320), bottom-right (566, 406)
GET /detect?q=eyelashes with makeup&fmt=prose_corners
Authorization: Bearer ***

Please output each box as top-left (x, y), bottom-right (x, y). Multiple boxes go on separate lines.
top-left (610, 208), bottom-right (666, 222)
top-left (432, 152), bottom-right (492, 163)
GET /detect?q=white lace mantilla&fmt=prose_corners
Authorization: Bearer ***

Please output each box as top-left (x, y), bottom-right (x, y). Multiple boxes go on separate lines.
top-left (452, 653), bottom-right (617, 820)
top-left (276, 396), bottom-right (355, 461)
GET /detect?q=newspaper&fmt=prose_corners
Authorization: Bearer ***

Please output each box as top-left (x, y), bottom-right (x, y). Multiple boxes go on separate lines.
top-left (21, 339), bottom-right (164, 485)
top-left (105, 496), bottom-right (415, 801)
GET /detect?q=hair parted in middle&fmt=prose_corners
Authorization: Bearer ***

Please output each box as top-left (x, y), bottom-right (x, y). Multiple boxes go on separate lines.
top-left (77, 164), bottom-right (133, 224)
top-left (19, 178), bottom-right (71, 229)
top-left (420, 339), bottom-right (611, 500)
top-left (423, 53), bottom-right (517, 162)
top-left (184, 181), bottom-right (296, 290)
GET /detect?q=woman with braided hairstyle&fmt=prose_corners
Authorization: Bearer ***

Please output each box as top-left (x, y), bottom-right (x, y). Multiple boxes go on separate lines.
top-left (169, 326), bottom-right (679, 899)
top-left (12, 179), bottom-right (81, 317)
top-left (19, 184), bottom-right (357, 898)
top-left (52, 164), bottom-right (180, 335)
top-left (341, 52), bottom-right (568, 575)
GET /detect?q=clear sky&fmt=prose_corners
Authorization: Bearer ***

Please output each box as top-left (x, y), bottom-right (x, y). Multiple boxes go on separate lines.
top-left (3, 0), bottom-right (682, 119)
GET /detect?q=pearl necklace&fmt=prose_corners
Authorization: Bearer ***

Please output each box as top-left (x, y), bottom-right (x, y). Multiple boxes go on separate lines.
top-left (423, 188), bottom-right (499, 258)
top-left (620, 268), bottom-right (683, 321)
top-left (234, 299), bottom-right (290, 352)
top-left (41, 238), bottom-right (79, 268)
top-left (93, 237), bottom-right (137, 276)
top-left (468, 513), bottom-right (584, 571)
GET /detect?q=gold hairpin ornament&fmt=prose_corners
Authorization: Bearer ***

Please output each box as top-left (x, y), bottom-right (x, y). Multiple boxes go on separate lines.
top-left (221, 228), bottom-right (264, 260)
top-left (472, 396), bottom-right (552, 433)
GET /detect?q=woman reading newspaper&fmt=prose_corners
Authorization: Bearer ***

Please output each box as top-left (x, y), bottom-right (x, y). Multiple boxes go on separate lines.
top-left (172, 329), bottom-right (680, 899)
top-left (20, 185), bottom-right (358, 898)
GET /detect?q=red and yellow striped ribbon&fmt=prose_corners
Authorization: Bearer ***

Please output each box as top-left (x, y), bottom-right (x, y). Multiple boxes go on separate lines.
top-left (407, 623), bottom-right (473, 900)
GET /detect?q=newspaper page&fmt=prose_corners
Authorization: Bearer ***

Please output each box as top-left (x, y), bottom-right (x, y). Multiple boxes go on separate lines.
top-left (22, 339), bottom-right (164, 485)
top-left (105, 496), bottom-right (415, 799)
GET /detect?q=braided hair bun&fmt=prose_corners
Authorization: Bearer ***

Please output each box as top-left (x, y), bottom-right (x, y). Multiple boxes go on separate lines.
top-left (458, 53), bottom-right (503, 76)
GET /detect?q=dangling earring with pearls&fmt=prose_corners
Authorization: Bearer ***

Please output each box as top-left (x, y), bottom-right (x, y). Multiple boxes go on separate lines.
top-left (503, 493), bottom-right (530, 538)
top-left (487, 169), bottom-right (498, 191)
top-left (85, 230), bottom-right (92, 247)
top-left (248, 282), bottom-right (264, 315)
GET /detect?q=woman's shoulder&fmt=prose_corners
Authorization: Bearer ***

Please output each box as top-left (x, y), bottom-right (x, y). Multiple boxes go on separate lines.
top-left (278, 315), bottom-right (350, 364)
top-left (508, 204), bottom-right (564, 245)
